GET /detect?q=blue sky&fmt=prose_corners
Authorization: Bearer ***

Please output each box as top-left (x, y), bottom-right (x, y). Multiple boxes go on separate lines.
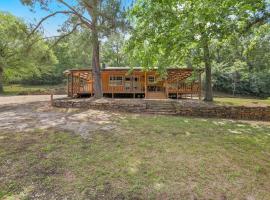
top-left (0, 0), bottom-right (133, 36)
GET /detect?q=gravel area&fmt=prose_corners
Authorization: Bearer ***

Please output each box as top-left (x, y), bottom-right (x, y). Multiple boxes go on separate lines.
top-left (0, 96), bottom-right (121, 138)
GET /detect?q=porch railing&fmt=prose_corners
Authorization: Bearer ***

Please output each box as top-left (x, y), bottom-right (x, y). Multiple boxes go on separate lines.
top-left (167, 82), bottom-right (200, 94)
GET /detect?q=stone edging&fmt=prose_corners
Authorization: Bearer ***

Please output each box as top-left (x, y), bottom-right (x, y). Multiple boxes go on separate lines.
top-left (52, 98), bottom-right (270, 121)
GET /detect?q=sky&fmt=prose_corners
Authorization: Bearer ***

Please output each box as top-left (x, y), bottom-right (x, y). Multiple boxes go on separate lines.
top-left (0, 0), bottom-right (133, 36)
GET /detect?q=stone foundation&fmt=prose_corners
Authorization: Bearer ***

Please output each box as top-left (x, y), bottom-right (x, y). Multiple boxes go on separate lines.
top-left (52, 98), bottom-right (270, 121)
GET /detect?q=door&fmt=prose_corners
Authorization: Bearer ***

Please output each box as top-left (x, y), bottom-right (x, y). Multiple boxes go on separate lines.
top-left (124, 76), bottom-right (140, 93)
top-left (124, 76), bottom-right (132, 92)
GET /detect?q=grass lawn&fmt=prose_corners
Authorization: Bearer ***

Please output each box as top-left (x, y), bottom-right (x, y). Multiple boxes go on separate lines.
top-left (214, 97), bottom-right (270, 107)
top-left (2, 84), bottom-right (65, 95)
top-left (0, 115), bottom-right (269, 199)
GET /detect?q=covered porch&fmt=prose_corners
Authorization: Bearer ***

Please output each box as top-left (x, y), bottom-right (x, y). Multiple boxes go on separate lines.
top-left (64, 68), bottom-right (203, 99)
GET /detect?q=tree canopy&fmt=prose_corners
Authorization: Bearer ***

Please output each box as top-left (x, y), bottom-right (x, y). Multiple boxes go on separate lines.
top-left (0, 12), bottom-right (57, 92)
top-left (126, 0), bottom-right (270, 101)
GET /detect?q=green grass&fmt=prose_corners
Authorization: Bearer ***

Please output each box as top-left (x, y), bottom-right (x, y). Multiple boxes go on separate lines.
top-left (2, 84), bottom-right (65, 95)
top-left (0, 115), bottom-right (270, 199)
top-left (214, 97), bottom-right (270, 106)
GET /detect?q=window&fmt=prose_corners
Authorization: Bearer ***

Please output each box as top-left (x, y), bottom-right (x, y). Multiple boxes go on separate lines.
top-left (109, 76), bottom-right (123, 86)
top-left (125, 77), bottom-right (131, 81)
top-left (148, 75), bottom-right (155, 83)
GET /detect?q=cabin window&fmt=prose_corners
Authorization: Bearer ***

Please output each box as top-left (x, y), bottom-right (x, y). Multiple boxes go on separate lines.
top-left (109, 76), bottom-right (123, 86)
top-left (148, 75), bottom-right (155, 83)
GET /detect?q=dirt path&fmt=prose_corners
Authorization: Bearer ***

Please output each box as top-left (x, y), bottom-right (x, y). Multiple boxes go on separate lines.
top-left (0, 96), bottom-right (121, 138)
top-left (0, 95), bottom-right (65, 105)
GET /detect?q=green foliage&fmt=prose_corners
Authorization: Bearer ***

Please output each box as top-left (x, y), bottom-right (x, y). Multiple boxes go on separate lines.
top-left (101, 33), bottom-right (129, 67)
top-left (52, 31), bottom-right (92, 82)
top-left (0, 11), bottom-right (57, 86)
top-left (212, 24), bottom-right (270, 97)
top-left (126, 0), bottom-right (269, 99)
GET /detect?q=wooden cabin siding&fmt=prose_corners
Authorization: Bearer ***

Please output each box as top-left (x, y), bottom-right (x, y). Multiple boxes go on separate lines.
top-left (66, 68), bottom-right (203, 99)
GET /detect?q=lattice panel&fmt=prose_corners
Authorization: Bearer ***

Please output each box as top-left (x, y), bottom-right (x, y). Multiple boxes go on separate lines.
top-left (73, 72), bottom-right (92, 81)
top-left (167, 70), bottom-right (193, 83)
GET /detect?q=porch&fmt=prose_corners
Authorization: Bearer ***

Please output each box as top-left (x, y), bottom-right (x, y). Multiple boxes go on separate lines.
top-left (65, 68), bottom-right (203, 99)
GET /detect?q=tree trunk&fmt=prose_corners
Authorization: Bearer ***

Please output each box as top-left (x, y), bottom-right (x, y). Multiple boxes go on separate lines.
top-left (92, 31), bottom-right (103, 98)
top-left (90, 0), bottom-right (103, 98)
top-left (0, 67), bottom-right (3, 94)
top-left (203, 39), bottom-right (213, 101)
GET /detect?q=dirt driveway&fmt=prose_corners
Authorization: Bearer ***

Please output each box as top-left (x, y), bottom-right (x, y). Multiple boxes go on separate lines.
top-left (0, 96), bottom-right (121, 138)
top-left (0, 95), bottom-right (66, 105)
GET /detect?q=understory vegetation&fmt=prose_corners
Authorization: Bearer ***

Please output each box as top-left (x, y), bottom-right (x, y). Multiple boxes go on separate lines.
top-left (0, 115), bottom-right (269, 199)
top-left (2, 84), bottom-right (65, 95)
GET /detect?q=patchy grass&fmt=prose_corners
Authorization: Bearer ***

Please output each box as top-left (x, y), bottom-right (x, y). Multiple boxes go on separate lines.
top-left (2, 84), bottom-right (65, 95)
top-left (214, 97), bottom-right (270, 107)
top-left (0, 115), bottom-right (270, 199)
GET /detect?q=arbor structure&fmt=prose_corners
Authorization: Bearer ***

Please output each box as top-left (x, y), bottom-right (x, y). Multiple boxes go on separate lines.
top-left (127, 0), bottom-right (269, 101)
top-left (21, 0), bottom-right (127, 98)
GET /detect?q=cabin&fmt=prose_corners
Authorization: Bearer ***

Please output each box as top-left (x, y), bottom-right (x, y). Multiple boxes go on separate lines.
top-left (64, 67), bottom-right (203, 99)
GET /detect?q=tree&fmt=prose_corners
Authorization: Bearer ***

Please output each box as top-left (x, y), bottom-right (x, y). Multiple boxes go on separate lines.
top-left (101, 32), bottom-right (128, 67)
top-left (21, 0), bottom-right (127, 98)
top-left (0, 12), bottom-right (56, 93)
top-left (52, 30), bottom-right (93, 81)
top-left (212, 24), bottom-right (270, 97)
top-left (127, 0), bottom-right (269, 101)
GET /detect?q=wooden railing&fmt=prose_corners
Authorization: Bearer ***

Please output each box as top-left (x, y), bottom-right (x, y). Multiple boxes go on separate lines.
top-left (167, 82), bottom-right (200, 94)
top-left (102, 85), bottom-right (145, 94)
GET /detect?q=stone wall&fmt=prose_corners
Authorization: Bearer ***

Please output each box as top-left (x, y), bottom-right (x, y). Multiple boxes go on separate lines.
top-left (52, 98), bottom-right (270, 121)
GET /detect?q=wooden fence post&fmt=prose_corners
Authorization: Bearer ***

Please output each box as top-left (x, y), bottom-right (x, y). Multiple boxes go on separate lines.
top-left (50, 92), bottom-right (54, 106)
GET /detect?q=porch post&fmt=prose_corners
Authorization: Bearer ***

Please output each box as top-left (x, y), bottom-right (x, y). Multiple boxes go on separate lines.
top-left (144, 71), bottom-right (147, 98)
top-left (67, 74), bottom-right (70, 97)
top-left (165, 80), bottom-right (169, 98)
top-left (71, 71), bottom-right (74, 97)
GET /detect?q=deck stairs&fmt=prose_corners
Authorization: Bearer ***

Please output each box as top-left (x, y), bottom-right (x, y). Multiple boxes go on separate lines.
top-left (146, 92), bottom-right (167, 99)
top-left (145, 100), bottom-right (177, 114)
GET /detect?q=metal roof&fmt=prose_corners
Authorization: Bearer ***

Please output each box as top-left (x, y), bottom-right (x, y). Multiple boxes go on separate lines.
top-left (64, 67), bottom-right (203, 74)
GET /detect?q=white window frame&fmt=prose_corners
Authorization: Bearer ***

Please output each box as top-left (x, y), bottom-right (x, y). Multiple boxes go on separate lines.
top-left (109, 76), bottom-right (123, 86)
top-left (148, 75), bottom-right (155, 84)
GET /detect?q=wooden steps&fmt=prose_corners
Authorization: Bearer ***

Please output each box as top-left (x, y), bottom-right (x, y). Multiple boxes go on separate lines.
top-left (145, 100), bottom-right (176, 114)
top-left (146, 92), bottom-right (167, 99)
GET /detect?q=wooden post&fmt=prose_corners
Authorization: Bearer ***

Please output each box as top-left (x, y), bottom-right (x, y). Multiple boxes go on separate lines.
top-left (165, 80), bottom-right (169, 98)
top-left (67, 74), bottom-right (70, 97)
top-left (144, 71), bottom-right (147, 99)
top-left (199, 72), bottom-right (202, 100)
top-left (71, 71), bottom-right (74, 98)
top-left (92, 72), bottom-right (94, 97)
top-left (112, 85), bottom-right (114, 99)
top-left (50, 93), bottom-right (53, 106)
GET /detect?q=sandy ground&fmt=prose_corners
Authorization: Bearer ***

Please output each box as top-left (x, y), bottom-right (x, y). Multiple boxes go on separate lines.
top-left (0, 96), bottom-right (121, 138)
top-left (0, 96), bottom-right (268, 137)
top-left (0, 95), bottom-right (66, 105)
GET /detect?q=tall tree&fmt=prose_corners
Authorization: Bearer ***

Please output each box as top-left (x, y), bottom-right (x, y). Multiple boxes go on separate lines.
top-left (0, 12), bottom-right (56, 93)
top-left (127, 0), bottom-right (269, 101)
top-left (21, 0), bottom-right (127, 98)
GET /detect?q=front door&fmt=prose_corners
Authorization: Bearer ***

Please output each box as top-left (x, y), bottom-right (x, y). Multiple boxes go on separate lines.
top-left (125, 76), bottom-right (132, 92)
top-left (125, 76), bottom-right (140, 93)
